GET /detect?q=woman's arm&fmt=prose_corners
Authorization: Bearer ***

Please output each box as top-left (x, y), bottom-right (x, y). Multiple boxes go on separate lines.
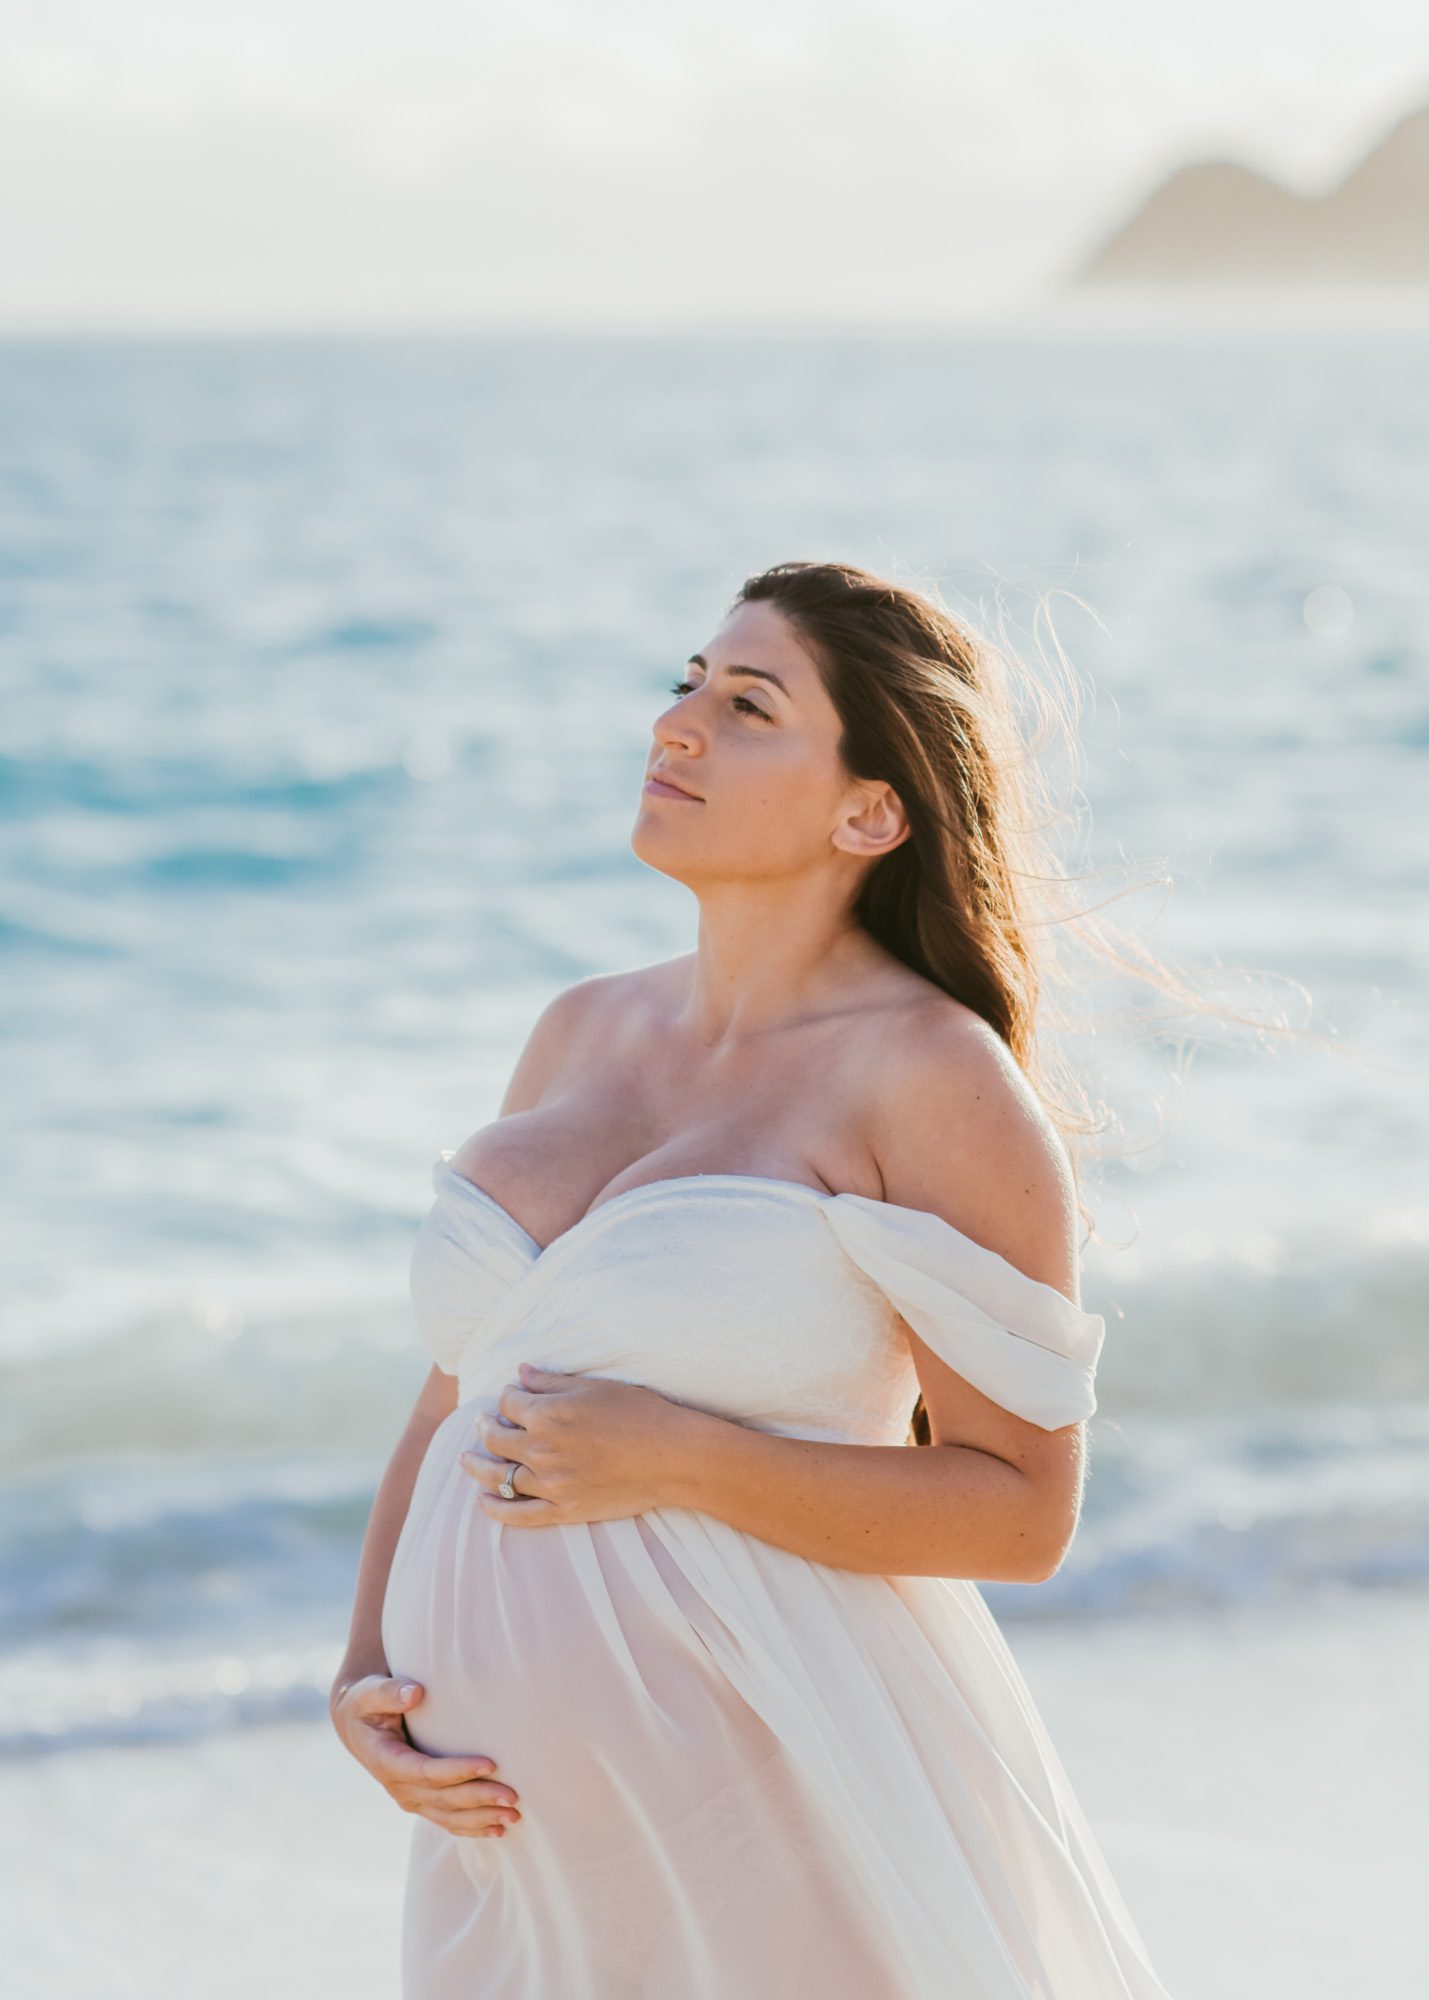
top-left (329, 1361), bottom-right (458, 1704)
top-left (662, 1416), bottom-right (1072, 1582)
top-left (472, 1364), bottom-right (1080, 1582)
top-left (661, 1019), bottom-right (1089, 1580)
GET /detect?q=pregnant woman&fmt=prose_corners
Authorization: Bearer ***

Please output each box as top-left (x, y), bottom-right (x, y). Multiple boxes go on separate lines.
top-left (331, 559), bottom-right (1176, 1997)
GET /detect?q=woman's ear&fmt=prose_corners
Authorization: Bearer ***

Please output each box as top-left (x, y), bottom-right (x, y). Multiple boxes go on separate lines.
top-left (833, 781), bottom-right (910, 862)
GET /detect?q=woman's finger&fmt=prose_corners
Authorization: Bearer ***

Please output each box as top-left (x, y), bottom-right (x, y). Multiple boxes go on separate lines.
top-left (344, 1672), bottom-right (427, 1720)
top-left (408, 1796), bottom-right (521, 1834)
top-left (437, 1774), bottom-right (521, 1812)
top-left (369, 1731), bottom-right (501, 1787)
top-left (428, 1809), bottom-right (512, 1838)
top-left (474, 1490), bottom-right (561, 1526)
top-left (458, 1445), bottom-right (508, 1488)
top-left (400, 1783), bottom-right (522, 1833)
top-left (473, 1410), bottom-right (530, 1454)
top-left (494, 1384), bottom-right (537, 1424)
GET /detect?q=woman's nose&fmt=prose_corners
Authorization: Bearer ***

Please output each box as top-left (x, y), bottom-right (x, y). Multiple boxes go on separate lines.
top-left (653, 706), bottom-right (699, 750)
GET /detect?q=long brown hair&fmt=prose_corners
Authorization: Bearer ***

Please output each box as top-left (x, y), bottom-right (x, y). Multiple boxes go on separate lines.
top-left (732, 558), bottom-right (1326, 1447)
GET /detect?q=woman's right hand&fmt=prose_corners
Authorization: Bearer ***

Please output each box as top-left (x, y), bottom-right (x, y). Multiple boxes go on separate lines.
top-left (330, 1673), bottom-right (522, 1839)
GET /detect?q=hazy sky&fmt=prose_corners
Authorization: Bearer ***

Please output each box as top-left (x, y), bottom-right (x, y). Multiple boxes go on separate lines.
top-left (2, 0), bottom-right (1426, 330)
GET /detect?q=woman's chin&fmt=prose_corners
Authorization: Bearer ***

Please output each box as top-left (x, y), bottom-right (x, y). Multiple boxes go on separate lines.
top-left (629, 818), bottom-right (700, 878)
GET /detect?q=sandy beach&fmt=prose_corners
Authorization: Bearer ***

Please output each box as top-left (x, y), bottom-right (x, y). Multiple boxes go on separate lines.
top-left (4, 1585), bottom-right (1424, 1999)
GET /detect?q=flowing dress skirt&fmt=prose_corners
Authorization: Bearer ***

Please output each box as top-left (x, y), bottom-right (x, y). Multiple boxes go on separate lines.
top-left (382, 1403), bottom-right (1172, 2000)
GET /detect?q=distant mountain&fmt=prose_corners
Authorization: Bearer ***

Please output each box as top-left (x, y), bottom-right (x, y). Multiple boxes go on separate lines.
top-left (1074, 101), bottom-right (1429, 286)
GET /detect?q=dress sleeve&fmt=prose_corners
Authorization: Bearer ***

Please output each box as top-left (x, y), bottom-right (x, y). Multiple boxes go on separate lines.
top-left (823, 1192), bottom-right (1105, 1430)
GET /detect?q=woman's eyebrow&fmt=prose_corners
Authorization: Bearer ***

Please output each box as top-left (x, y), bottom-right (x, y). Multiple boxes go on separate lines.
top-left (687, 653), bottom-right (791, 698)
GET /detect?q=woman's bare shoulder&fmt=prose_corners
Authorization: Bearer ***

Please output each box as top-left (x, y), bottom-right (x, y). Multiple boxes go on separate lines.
top-left (860, 996), bottom-right (1080, 1297)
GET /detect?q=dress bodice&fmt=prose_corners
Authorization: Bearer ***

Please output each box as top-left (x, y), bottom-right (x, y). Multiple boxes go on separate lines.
top-left (409, 1154), bottom-right (1104, 1444)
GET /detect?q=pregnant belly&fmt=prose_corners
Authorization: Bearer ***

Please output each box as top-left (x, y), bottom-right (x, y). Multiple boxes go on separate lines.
top-left (379, 1405), bottom-right (778, 1824)
top-left (377, 1408), bottom-right (911, 1991)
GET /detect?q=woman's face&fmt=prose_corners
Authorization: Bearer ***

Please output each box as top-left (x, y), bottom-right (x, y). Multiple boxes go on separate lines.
top-left (632, 599), bottom-right (902, 885)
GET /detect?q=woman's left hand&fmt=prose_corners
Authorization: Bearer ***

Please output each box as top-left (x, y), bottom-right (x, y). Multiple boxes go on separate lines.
top-left (459, 1361), bottom-right (698, 1527)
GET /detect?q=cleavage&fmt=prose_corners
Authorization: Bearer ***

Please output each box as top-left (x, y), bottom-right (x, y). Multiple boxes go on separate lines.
top-left (461, 1146), bottom-right (816, 1253)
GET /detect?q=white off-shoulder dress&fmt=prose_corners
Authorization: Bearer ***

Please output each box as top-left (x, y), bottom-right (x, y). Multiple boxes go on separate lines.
top-left (379, 1156), bottom-right (1174, 1999)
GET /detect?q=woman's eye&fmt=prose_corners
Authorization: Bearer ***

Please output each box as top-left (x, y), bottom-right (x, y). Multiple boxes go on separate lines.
top-left (665, 680), bottom-right (770, 721)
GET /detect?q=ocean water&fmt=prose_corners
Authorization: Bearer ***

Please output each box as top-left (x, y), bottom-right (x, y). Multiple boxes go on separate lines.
top-left (1, 330), bottom-right (1425, 1759)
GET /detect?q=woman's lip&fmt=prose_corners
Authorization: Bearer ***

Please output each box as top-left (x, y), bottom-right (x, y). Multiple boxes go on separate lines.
top-left (643, 776), bottom-right (703, 801)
